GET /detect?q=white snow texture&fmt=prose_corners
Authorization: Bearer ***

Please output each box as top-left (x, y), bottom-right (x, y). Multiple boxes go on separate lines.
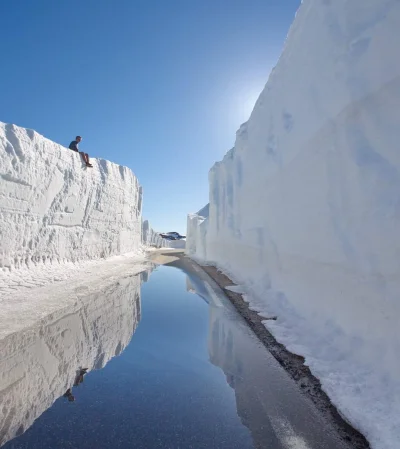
top-left (166, 239), bottom-right (186, 249)
top-left (186, 1), bottom-right (400, 448)
top-left (0, 122), bottom-right (143, 270)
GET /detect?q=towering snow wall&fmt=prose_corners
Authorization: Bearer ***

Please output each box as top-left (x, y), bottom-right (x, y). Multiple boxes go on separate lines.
top-left (0, 122), bottom-right (143, 269)
top-left (186, 1), bottom-right (400, 448)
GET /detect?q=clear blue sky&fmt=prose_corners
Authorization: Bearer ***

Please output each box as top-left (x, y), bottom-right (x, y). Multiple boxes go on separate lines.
top-left (0, 0), bottom-right (300, 234)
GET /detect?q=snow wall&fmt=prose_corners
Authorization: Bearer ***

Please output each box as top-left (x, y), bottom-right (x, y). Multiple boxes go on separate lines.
top-left (186, 204), bottom-right (209, 258)
top-left (186, 1), bottom-right (400, 448)
top-left (0, 122), bottom-right (143, 269)
top-left (167, 239), bottom-right (186, 249)
top-left (141, 219), bottom-right (170, 248)
top-left (0, 270), bottom-right (149, 446)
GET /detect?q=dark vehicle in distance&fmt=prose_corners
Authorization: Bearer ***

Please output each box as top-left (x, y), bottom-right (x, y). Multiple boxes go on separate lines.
top-left (159, 232), bottom-right (186, 240)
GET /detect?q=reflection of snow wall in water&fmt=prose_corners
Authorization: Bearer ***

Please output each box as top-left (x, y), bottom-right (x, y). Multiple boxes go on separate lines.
top-left (189, 275), bottom-right (283, 448)
top-left (0, 270), bottom-right (150, 447)
top-left (186, 275), bottom-right (348, 449)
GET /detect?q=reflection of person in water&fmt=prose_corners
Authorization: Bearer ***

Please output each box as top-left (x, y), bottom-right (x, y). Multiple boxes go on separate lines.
top-left (74, 368), bottom-right (88, 387)
top-left (64, 368), bottom-right (89, 402)
top-left (63, 388), bottom-right (75, 402)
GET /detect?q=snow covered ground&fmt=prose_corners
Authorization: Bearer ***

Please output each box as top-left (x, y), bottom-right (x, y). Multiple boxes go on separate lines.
top-left (186, 1), bottom-right (400, 448)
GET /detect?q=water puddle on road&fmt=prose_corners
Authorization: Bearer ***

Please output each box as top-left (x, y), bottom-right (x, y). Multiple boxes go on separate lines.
top-left (0, 265), bottom-right (348, 449)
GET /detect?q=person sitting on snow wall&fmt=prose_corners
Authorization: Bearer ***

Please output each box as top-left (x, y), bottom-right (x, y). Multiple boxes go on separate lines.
top-left (69, 136), bottom-right (93, 168)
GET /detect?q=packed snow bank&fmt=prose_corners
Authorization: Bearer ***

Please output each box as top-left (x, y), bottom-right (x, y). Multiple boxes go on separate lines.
top-left (186, 1), bottom-right (400, 448)
top-left (167, 239), bottom-right (186, 249)
top-left (0, 269), bottom-right (149, 447)
top-left (0, 122), bottom-right (142, 270)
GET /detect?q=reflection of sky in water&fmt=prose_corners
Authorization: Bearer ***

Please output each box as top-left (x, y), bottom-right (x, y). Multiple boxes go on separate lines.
top-left (1, 265), bottom-right (346, 449)
top-left (1, 267), bottom-right (252, 449)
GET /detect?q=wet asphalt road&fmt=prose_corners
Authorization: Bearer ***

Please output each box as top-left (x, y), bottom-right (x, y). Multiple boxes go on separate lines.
top-left (0, 258), bottom-right (350, 449)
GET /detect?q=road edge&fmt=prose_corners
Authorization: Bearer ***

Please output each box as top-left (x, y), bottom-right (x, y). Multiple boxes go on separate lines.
top-left (196, 261), bottom-right (370, 449)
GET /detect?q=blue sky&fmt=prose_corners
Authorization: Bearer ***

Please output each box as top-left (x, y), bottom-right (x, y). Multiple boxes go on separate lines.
top-left (1, 0), bottom-right (300, 234)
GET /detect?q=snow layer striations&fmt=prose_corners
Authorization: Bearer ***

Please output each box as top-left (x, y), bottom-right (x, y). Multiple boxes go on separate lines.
top-left (186, 1), bottom-right (400, 448)
top-left (0, 122), bottom-right (142, 271)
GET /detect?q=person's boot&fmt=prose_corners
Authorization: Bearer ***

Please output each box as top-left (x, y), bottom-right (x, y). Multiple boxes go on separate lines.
top-left (85, 155), bottom-right (93, 168)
